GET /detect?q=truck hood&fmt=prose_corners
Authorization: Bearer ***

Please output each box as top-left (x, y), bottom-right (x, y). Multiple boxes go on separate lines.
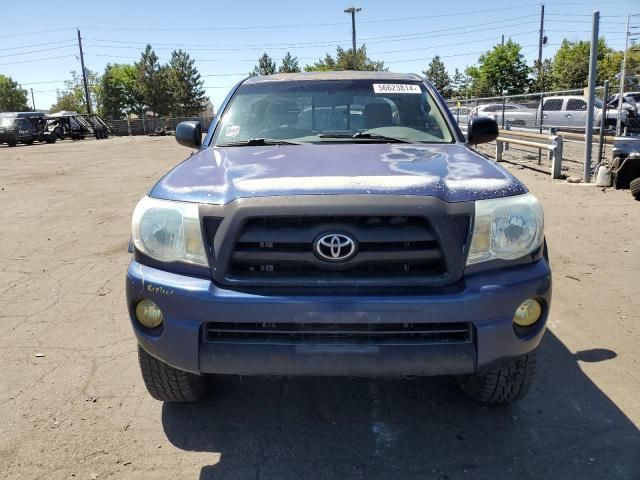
top-left (150, 143), bottom-right (527, 204)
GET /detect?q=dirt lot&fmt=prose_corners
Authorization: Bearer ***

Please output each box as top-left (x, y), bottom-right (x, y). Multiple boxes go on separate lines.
top-left (1, 137), bottom-right (639, 479)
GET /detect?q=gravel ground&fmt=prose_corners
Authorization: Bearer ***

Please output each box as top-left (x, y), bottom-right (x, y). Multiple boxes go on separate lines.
top-left (1, 136), bottom-right (638, 480)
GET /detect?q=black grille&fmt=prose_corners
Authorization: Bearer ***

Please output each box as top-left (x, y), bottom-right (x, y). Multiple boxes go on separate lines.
top-left (227, 216), bottom-right (449, 283)
top-left (204, 321), bottom-right (471, 344)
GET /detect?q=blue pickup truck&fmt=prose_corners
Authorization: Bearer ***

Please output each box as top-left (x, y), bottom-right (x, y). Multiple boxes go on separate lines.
top-left (126, 71), bottom-right (551, 404)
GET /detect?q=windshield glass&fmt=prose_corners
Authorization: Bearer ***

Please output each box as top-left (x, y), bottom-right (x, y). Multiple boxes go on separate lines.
top-left (214, 79), bottom-right (454, 145)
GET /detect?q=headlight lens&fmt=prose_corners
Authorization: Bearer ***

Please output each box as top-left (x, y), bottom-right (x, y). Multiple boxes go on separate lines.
top-left (132, 196), bottom-right (208, 266)
top-left (467, 193), bottom-right (544, 265)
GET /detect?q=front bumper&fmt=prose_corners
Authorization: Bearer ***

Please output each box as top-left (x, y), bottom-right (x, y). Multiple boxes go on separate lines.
top-left (126, 259), bottom-right (552, 376)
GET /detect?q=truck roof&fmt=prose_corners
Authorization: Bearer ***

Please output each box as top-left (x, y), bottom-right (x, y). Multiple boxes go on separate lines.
top-left (243, 71), bottom-right (423, 84)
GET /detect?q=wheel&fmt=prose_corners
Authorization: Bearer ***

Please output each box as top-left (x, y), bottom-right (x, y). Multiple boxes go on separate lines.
top-left (45, 133), bottom-right (56, 144)
top-left (7, 134), bottom-right (17, 147)
top-left (456, 351), bottom-right (537, 404)
top-left (95, 129), bottom-right (101, 139)
top-left (25, 139), bottom-right (34, 145)
top-left (54, 126), bottom-right (64, 138)
top-left (137, 345), bottom-right (206, 402)
top-left (630, 177), bottom-right (640, 200)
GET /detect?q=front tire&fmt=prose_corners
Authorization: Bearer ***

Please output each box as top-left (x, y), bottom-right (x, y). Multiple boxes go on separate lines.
top-left (137, 345), bottom-right (206, 402)
top-left (630, 177), bottom-right (640, 200)
top-left (456, 351), bottom-right (537, 404)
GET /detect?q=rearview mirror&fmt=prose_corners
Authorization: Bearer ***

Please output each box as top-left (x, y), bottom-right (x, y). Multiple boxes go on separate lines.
top-left (175, 121), bottom-right (202, 149)
top-left (467, 116), bottom-right (498, 144)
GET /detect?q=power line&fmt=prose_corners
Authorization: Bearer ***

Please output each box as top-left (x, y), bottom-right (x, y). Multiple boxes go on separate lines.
top-left (0, 27), bottom-right (72, 39)
top-left (86, 37), bottom-right (351, 49)
top-left (0, 43), bottom-right (77, 59)
top-left (0, 54), bottom-right (77, 66)
top-left (21, 80), bottom-right (68, 85)
top-left (2, 39), bottom-right (77, 51)
top-left (82, 16), bottom-right (540, 54)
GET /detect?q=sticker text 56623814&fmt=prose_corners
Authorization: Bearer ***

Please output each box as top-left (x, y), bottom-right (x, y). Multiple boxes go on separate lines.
top-left (373, 84), bottom-right (421, 94)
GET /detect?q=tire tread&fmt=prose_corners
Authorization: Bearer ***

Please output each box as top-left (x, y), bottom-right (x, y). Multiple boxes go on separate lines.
top-left (137, 346), bottom-right (205, 402)
top-left (457, 351), bottom-right (537, 404)
top-left (630, 177), bottom-right (640, 200)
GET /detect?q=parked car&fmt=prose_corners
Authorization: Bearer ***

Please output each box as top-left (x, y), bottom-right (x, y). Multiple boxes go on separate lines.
top-left (0, 112), bottom-right (57, 146)
top-left (607, 92), bottom-right (640, 111)
top-left (126, 71), bottom-right (551, 405)
top-left (450, 105), bottom-right (470, 125)
top-left (539, 95), bottom-right (632, 129)
top-left (469, 102), bottom-right (536, 127)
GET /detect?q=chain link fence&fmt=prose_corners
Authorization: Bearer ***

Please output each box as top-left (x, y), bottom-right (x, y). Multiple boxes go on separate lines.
top-left (447, 85), bottom-right (640, 179)
top-left (104, 115), bottom-right (215, 137)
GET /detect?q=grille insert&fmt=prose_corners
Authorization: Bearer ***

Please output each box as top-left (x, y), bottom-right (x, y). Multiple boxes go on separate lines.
top-left (204, 321), bottom-right (471, 344)
top-left (227, 216), bottom-right (448, 284)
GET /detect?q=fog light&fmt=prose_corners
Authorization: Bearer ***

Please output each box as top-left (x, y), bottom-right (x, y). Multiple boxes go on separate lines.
top-left (513, 298), bottom-right (542, 327)
top-left (135, 299), bottom-right (164, 329)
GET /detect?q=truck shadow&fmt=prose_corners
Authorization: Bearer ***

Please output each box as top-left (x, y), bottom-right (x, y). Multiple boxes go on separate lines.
top-left (161, 332), bottom-right (639, 479)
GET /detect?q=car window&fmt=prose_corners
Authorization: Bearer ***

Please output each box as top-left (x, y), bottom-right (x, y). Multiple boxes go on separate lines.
top-left (566, 99), bottom-right (587, 111)
top-left (543, 99), bottom-right (563, 111)
top-left (214, 79), bottom-right (454, 144)
top-left (481, 105), bottom-right (499, 112)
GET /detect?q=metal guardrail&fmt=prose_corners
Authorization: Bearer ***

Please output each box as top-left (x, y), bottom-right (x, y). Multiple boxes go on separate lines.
top-left (494, 130), bottom-right (564, 179)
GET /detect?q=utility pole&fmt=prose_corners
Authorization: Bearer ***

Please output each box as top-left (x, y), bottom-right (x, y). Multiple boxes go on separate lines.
top-left (583, 10), bottom-right (599, 183)
top-left (77, 28), bottom-right (92, 114)
top-left (30, 88), bottom-right (36, 111)
top-left (537, 4), bottom-right (545, 73)
top-left (537, 4), bottom-right (545, 136)
top-left (344, 7), bottom-right (362, 70)
top-left (501, 34), bottom-right (504, 45)
top-left (616, 15), bottom-right (630, 136)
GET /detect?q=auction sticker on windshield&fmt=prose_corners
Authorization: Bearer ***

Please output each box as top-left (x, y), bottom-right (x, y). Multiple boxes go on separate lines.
top-left (373, 84), bottom-right (421, 94)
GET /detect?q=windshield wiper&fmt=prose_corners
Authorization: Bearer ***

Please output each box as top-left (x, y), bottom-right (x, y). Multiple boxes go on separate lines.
top-left (317, 132), bottom-right (412, 143)
top-left (216, 138), bottom-right (301, 147)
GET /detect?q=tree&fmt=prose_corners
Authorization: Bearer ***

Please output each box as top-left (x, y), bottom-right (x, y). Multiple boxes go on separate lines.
top-left (136, 45), bottom-right (171, 116)
top-left (250, 53), bottom-right (277, 77)
top-left (167, 49), bottom-right (208, 116)
top-left (529, 59), bottom-right (553, 93)
top-left (0, 75), bottom-right (29, 112)
top-left (550, 38), bottom-right (618, 90)
top-left (101, 63), bottom-right (145, 118)
top-left (305, 45), bottom-right (385, 72)
top-left (449, 68), bottom-right (469, 99)
top-left (278, 52), bottom-right (301, 73)
top-left (422, 56), bottom-right (452, 97)
top-left (466, 40), bottom-right (530, 96)
top-left (49, 70), bottom-right (100, 113)
top-left (50, 91), bottom-right (84, 113)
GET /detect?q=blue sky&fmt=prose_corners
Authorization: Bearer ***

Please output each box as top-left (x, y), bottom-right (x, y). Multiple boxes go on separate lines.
top-left (1, 0), bottom-right (638, 111)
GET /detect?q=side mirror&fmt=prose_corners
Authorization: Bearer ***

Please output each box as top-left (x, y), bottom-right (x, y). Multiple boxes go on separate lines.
top-left (467, 116), bottom-right (498, 144)
top-left (175, 121), bottom-right (202, 149)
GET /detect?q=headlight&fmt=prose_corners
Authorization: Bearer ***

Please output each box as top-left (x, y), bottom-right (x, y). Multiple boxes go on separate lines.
top-left (131, 196), bottom-right (208, 266)
top-left (466, 193), bottom-right (544, 265)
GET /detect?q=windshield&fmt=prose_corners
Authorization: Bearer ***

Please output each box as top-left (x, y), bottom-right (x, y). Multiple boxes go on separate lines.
top-left (214, 79), bottom-right (454, 145)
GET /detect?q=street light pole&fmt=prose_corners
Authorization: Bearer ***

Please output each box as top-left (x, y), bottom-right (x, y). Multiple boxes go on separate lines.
top-left (344, 7), bottom-right (362, 70)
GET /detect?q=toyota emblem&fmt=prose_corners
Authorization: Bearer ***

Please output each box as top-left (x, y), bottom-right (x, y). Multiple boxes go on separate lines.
top-left (314, 233), bottom-right (357, 262)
